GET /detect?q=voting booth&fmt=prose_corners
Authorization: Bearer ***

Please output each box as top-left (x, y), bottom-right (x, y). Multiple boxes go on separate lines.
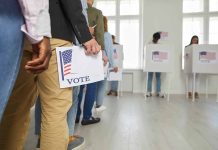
top-left (143, 44), bottom-right (174, 101)
top-left (107, 44), bottom-right (124, 98)
top-left (184, 44), bottom-right (218, 101)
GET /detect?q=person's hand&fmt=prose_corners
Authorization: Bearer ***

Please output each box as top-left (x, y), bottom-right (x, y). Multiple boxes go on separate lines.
top-left (103, 55), bottom-right (108, 66)
top-left (83, 38), bottom-right (101, 55)
top-left (25, 37), bottom-right (51, 74)
top-left (113, 67), bottom-right (118, 72)
top-left (89, 27), bottom-right (95, 35)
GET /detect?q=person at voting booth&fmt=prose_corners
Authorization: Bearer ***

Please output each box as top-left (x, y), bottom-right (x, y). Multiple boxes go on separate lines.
top-left (146, 32), bottom-right (165, 98)
top-left (107, 35), bottom-right (120, 96)
top-left (185, 35), bottom-right (200, 99)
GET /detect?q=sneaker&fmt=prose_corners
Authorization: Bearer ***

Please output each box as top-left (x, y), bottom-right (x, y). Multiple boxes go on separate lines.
top-left (146, 92), bottom-right (152, 97)
top-left (68, 135), bottom-right (85, 150)
top-left (195, 92), bottom-right (199, 99)
top-left (75, 118), bottom-right (80, 124)
top-left (95, 105), bottom-right (106, 113)
top-left (107, 90), bottom-right (113, 95)
top-left (113, 91), bottom-right (118, 96)
top-left (81, 117), bottom-right (100, 125)
top-left (156, 92), bottom-right (165, 98)
top-left (36, 137), bottom-right (40, 150)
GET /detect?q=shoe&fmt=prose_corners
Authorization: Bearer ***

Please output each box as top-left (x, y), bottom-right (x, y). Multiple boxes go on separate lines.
top-left (156, 92), bottom-right (165, 98)
top-left (107, 90), bottom-right (113, 95)
top-left (81, 117), bottom-right (100, 125)
top-left (36, 137), bottom-right (40, 150)
top-left (146, 92), bottom-right (152, 97)
top-left (75, 118), bottom-right (79, 123)
top-left (195, 92), bottom-right (199, 99)
top-left (188, 92), bottom-right (192, 99)
top-left (114, 91), bottom-right (118, 96)
top-left (68, 135), bottom-right (85, 150)
top-left (95, 105), bottom-right (106, 113)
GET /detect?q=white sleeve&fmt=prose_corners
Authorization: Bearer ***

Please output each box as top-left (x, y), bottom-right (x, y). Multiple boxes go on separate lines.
top-left (18, 0), bottom-right (51, 44)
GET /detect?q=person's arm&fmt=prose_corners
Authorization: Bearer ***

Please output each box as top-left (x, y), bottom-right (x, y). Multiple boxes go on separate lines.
top-left (94, 10), bottom-right (105, 50)
top-left (60, 0), bottom-right (100, 54)
top-left (18, 0), bottom-right (52, 74)
top-left (104, 33), bottom-right (114, 68)
top-left (60, 0), bottom-right (92, 44)
top-left (18, 0), bottom-right (51, 44)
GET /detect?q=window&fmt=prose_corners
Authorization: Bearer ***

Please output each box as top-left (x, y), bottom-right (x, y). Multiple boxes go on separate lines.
top-left (95, 0), bottom-right (116, 16)
top-left (120, 20), bottom-right (139, 68)
top-left (209, 0), bottom-right (218, 12)
top-left (183, 0), bottom-right (204, 13)
top-left (120, 0), bottom-right (139, 15)
top-left (209, 17), bottom-right (218, 44)
top-left (95, 0), bottom-right (142, 69)
top-left (182, 0), bottom-right (218, 68)
top-left (183, 17), bottom-right (203, 48)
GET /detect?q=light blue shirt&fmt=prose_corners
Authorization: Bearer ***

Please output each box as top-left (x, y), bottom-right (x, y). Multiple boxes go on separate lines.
top-left (104, 32), bottom-right (115, 67)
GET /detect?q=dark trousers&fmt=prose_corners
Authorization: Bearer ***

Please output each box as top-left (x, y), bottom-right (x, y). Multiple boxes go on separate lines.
top-left (77, 82), bottom-right (97, 120)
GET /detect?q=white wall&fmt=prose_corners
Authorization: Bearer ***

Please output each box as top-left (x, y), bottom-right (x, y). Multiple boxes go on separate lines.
top-left (121, 0), bottom-right (218, 94)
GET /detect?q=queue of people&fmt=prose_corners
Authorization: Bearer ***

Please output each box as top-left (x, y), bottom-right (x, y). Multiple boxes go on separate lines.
top-left (0, 0), bottom-right (203, 150)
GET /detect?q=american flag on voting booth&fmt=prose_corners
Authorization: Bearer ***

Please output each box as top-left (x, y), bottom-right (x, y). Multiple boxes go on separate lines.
top-left (199, 51), bottom-right (216, 61)
top-left (152, 51), bottom-right (168, 60)
top-left (59, 49), bottom-right (72, 80)
top-left (113, 48), bottom-right (118, 59)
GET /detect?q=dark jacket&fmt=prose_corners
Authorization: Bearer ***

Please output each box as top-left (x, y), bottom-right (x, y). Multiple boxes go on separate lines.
top-left (49, 0), bottom-right (92, 44)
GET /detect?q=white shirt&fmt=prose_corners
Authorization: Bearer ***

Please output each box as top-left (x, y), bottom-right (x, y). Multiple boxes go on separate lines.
top-left (18, 0), bottom-right (51, 44)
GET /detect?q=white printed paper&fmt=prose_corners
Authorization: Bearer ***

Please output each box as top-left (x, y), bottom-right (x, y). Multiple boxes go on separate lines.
top-left (56, 46), bottom-right (104, 88)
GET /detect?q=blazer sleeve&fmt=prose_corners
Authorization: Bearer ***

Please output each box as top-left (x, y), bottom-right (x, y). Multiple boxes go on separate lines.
top-left (59, 0), bottom-right (92, 44)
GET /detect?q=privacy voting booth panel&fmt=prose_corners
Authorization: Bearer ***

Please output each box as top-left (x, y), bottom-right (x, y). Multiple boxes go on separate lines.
top-left (143, 44), bottom-right (174, 73)
top-left (184, 44), bottom-right (218, 74)
top-left (112, 44), bottom-right (124, 68)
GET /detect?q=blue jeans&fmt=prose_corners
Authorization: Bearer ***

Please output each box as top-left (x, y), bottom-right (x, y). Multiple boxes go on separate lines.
top-left (35, 86), bottom-right (80, 136)
top-left (77, 83), bottom-right (97, 120)
top-left (110, 81), bottom-right (118, 92)
top-left (0, 0), bottom-right (24, 121)
top-left (147, 72), bottom-right (161, 92)
top-left (96, 79), bottom-right (107, 106)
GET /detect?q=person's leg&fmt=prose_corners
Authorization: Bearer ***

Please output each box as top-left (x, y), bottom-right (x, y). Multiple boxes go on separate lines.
top-left (195, 73), bottom-right (200, 98)
top-left (34, 97), bottom-right (42, 135)
top-left (82, 83), bottom-right (97, 120)
top-left (0, 50), bottom-right (38, 150)
top-left (96, 79), bottom-right (107, 107)
top-left (156, 72), bottom-right (161, 93)
top-left (68, 86), bottom-right (80, 136)
top-left (38, 39), bottom-right (72, 150)
top-left (147, 72), bottom-right (153, 92)
top-left (76, 85), bottom-right (85, 121)
top-left (0, 0), bottom-right (24, 121)
top-left (111, 81), bottom-right (118, 92)
top-left (187, 73), bottom-right (193, 98)
top-left (81, 82), bottom-right (100, 125)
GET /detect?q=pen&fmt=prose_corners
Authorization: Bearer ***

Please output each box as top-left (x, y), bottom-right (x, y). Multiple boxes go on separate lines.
top-left (92, 24), bottom-right (97, 28)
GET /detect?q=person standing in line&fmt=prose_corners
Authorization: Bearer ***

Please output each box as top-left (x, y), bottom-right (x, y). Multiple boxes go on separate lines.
top-left (146, 32), bottom-right (165, 98)
top-left (107, 35), bottom-right (120, 96)
top-left (34, 0), bottom-right (92, 149)
top-left (185, 35), bottom-right (200, 99)
top-left (77, 0), bottom-right (105, 125)
top-left (0, 0), bottom-right (51, 123)
top-left (0, 0), bottom-right (101, 150)
top-left (95, 16), bottom-right (118, 112)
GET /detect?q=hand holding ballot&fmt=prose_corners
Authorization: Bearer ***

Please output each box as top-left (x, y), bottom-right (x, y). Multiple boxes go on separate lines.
top-left (83, 38), bottom-right (101, 55)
